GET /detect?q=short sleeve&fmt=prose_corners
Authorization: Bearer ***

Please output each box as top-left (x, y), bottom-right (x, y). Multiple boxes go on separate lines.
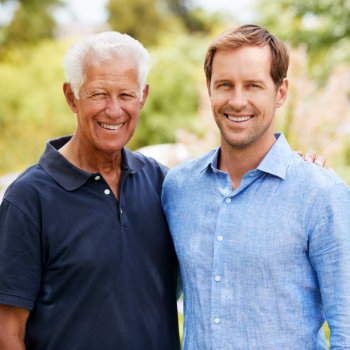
top-left (0, 199), bottom-right (42, 310)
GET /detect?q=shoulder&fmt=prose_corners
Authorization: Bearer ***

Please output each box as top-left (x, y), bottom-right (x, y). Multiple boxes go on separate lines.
top-left (288, 154), bottom-right (347, 190)
top-left (134, 150), bottom-right (168, 174)
top-left (4, 164), bottom-right (49, 202)
top-left (286, 155), bottom-right (350, 210)
top-left (125, 148), bottom-right (169, 181)
top-left (1, 164), bottom-right (51, 228)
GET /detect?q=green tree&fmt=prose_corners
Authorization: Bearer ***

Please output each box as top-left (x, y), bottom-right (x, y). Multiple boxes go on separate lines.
top-left (107, 0), bottom-right (167, 46)
top-left (256, 0), bottom-right (350, 80)
top-left (0, 0), bottom-right (62, 47)
top-left (0, 39), bottom-right (73, 174)
top-left (163, 0), bottom-right (219, 33)
top-left (107, 0), bottom-right (221, 46)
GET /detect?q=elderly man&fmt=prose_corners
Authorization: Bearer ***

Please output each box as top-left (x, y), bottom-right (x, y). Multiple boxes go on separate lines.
top-left (0, 32), bottom-right (180, 350)
top-left (162, 25), bottom-right (350, 349)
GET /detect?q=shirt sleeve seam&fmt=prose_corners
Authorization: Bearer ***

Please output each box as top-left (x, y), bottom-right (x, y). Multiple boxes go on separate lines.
top-left (2, 198), bottom-right (41, 233)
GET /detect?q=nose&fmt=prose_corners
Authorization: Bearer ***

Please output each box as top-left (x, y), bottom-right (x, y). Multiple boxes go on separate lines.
top-left (228, 87), bottom-right (248, 111)
top-left (105, 96), bottom-right (123, 118)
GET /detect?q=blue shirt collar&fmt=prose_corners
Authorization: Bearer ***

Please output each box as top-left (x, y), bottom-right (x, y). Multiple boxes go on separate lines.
top-left (39, 135), bottom-right (145, 191)
top-left (202, 133), bottom-right (294, 180)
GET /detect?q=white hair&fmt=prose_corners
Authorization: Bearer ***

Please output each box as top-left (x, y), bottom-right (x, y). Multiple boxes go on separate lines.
top-left (63, 31), bottom-right (151, 99)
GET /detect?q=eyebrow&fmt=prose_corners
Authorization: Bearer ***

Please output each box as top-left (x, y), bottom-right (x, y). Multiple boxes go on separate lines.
top-left (213, 79), bottom-right (230, 84)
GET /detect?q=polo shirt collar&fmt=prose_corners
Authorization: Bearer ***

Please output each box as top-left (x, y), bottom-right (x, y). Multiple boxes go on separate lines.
top-left (39, 136), bottom-right (145, 191)
top-left (122, 148), bottom-right (145, 174)
top-left (202, 133), bottom-right (293, 180)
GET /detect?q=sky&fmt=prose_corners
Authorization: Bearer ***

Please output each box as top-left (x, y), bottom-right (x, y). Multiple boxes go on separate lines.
top-left (0, 0), bottom-right (257, 26)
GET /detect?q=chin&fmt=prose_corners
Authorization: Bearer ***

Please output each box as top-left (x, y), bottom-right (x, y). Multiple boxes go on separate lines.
top-left (95, 142), bottom-right (125, 154)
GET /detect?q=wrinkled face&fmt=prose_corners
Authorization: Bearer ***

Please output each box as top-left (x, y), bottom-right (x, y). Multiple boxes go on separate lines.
top-left (66, 56), bottom-right (148, 155)
top-left (208, 45), bottom-right (287, 152)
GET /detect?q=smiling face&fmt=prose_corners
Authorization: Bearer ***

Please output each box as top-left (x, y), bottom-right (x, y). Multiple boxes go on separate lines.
top-left (208, 45), bottom-right (288, 153)
top-left (64, 55), bottom-right (148, 157)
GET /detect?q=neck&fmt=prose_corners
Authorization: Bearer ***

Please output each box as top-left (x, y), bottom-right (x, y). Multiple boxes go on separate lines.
top-left (219, 135), bottom-right (276, 189)
top-left (59, 134), bottom-right (123, 198)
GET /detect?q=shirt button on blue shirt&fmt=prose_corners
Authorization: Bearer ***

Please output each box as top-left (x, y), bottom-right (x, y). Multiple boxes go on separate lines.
top-left (104, 189), bottom-right (110, 195)
top-left (214, 318), bottom-right (221, 324)
top-left (94, 175), bottom-right (101, 181)
top-left (225, 197), bottom-right (231, 203)
top-left (215, 276), bottom-right (221, 282)
top-left (217, 235), bottom-right (223, 241)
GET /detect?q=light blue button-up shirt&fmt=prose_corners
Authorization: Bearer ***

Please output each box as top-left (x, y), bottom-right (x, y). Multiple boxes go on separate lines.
top-left (162, 134), bottom-right (350, 349)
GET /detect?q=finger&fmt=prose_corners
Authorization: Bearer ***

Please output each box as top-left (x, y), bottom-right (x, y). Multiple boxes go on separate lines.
top-left (313, 154), bottom-right (326, 168)
top-left (303, 152), bottom-right (316, 163)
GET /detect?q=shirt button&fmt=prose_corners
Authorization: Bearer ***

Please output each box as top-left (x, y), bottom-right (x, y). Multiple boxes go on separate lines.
top-left (104, 189), bottom-right (110, 195)
top-left (214, 317), bottom-right (221, 324)
top-left (215, 276), bottom-right (221, 282)
top-left (120, 208), bottom-right (123, 214)
top-left (225, 197), bottom-right (231, 203)
top-left (217, 235), bottom-right (223, 242)
top-left (95, 175), bottom-right (101, 181)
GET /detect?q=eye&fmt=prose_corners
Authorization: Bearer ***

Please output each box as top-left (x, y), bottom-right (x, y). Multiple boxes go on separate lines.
top-left (90, 92), bottom-right (107, 101)
top-left (120, 93), bottom-right (137, 100)
top-left (216, 82), bottom-right (231, 89)
top-left (248, 83), bottom-right (262, 89)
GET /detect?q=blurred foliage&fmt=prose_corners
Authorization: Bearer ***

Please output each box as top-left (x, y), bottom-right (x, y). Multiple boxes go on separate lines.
top-left (107, 0), bottom-right (167, 47)
top-left (323, 322), bottom-right (330, 348)
top-left (256, 0), bottom-right (350, 82)
top-left (0, 39), bottom-right (74, 174)
top-left (0, 0), bottom-right (62, 51)
top-left (107, 0), bottom-right (222, 46)
top-left (162, 0), bottom-right (221, 33)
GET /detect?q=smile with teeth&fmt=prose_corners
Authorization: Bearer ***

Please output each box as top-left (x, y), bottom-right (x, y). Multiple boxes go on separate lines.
top-left (98, 122), bottom-right (124, 130)
top-left (226, 114), bottom-right (253, 122)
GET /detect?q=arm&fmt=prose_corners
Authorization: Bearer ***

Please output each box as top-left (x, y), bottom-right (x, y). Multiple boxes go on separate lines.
top-left (309, 183), bottom-right (350, 348)
top-left (0, 304), bottom-right (30, 350)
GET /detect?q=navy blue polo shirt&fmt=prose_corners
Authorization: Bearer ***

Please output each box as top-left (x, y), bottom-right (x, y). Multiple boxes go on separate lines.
top-left (0, 136), bottom-right (180, 350)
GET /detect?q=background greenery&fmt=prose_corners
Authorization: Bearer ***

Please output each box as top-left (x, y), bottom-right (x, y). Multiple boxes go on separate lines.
top-left (1, 0), bottom-right (350, 346)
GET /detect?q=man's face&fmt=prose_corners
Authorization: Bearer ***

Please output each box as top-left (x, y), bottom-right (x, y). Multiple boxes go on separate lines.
top-left (208, 45), bottom-right (287, 152)
top-left (68, 56), bottom-right (148, 155)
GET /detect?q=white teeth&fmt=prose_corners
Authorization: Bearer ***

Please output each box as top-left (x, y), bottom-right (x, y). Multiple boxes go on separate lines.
top-left (99, 123), bottom-right (123, 130)
top-left (227, 115), bottom-right (252, 122)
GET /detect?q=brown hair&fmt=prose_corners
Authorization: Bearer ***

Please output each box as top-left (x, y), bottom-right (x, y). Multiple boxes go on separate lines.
top-left (204, 24), bottom-right (289, 87)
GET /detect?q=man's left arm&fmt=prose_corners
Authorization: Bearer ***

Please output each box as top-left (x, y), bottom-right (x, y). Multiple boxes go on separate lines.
top-left (309, 182), bottom-right (350, 348)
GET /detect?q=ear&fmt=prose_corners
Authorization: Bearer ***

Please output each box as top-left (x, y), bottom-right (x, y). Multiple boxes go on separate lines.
top-left (275, 79), bottom-right (288, 108)
top-left (140, 83), bottom-right (149, 108)
top-left (63, 82), bottom-right (78, 114)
